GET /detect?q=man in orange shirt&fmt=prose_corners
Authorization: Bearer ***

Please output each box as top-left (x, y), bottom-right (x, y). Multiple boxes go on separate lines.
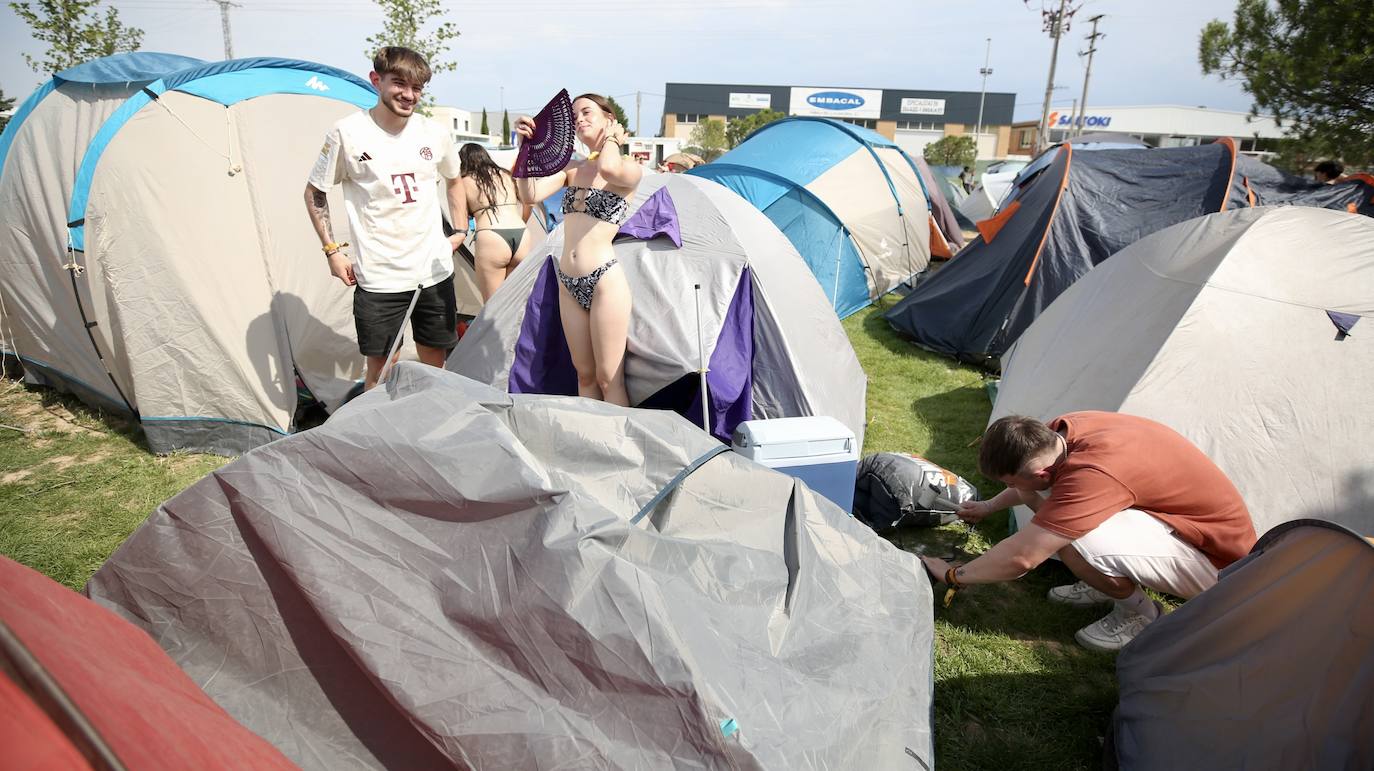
top-left (919, 411), bottom-right (1257, 651)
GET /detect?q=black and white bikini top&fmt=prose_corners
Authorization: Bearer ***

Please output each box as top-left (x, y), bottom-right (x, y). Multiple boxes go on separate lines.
top-left (562, 185), bottom-right (629, 225)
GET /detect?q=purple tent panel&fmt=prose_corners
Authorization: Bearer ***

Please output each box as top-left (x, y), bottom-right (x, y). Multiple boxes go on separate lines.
top-left (617, 187), bottom-right (683, 247)
top-left (509, 259), bottom-right (578, 397)
top-left (1327, 310), bottom-right (1359, 336)
top-left (508, 259), bottom-right (754, 442)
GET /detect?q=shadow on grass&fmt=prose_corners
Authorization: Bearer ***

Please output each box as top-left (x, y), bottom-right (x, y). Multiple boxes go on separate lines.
top-left (934, 669), bottom-right (1117, 771)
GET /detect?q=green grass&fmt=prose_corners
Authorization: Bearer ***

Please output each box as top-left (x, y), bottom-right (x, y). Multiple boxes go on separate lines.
top-left (0, 381), bottom-right (226, 589)
top-left (1, 309), bottom-right (1120, 768)
top-left (848, 301), bottom-right (1119, 770)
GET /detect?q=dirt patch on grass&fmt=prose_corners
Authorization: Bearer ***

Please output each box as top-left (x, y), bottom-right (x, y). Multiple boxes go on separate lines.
top-left (0, 391), bottom-right (107, 437)
top-left (1, 468), bottom-right (33, 484)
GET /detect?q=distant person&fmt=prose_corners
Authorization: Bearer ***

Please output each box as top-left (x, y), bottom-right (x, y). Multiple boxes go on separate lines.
top-left (305, 46), bottom-right (464, 391)
top-left (453, 143), bottom-right (531, 301)
top-left (659, 152), bottom-right (695, 173)
top-left (514, 94), bottom-right (642, 406)
top-left (919, 412), bottom-right (1257, 652)
top-left (1314, 160), bottom-right (1344, 184)
top-left (959, 166), bottom-right (975, 194)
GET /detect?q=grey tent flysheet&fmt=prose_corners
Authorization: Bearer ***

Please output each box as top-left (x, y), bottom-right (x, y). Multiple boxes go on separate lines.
top-left (86, 364), bottom-right (936, 770)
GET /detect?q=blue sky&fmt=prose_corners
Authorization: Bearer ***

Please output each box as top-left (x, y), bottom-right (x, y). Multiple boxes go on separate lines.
top-left (1, 0), bottom-right (1257, 132)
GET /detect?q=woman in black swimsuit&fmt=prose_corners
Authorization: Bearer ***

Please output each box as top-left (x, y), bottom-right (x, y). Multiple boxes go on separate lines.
top-left (514, 94), bottom-right (641, 406)
top-left (453, 143), bottom-right (531, 302)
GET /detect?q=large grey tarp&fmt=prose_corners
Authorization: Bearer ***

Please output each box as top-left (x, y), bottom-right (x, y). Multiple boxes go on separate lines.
top-left (86, 363), bottom-right (935, 770)
top-left (1113, 519), bottom-right (1374, 770)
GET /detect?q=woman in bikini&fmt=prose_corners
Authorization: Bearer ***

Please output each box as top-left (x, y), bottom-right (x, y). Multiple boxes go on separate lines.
top-left (452, 143), bottom-right (531, 301)
top-left (514, 94), bottom-right (640, 406)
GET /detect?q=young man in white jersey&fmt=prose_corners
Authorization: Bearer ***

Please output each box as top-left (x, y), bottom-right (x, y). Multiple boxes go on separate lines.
top-left (304, 46), bottom-right (464, 390)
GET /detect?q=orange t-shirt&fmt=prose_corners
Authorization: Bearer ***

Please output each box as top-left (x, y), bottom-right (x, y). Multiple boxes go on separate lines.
top-left (1032, 411), bottom-right (1257, 569)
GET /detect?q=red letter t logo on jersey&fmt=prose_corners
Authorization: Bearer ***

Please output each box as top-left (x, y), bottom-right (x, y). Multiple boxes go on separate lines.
top-left (391, 172), bottom-right (419, 203)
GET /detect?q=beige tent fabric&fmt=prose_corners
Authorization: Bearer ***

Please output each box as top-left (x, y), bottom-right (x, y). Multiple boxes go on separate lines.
top-left (994, 207), bottom-right (1374, 536)
top-left (0, 84), bottom-right (146, 410)
top-left (234, 95), bottom-right (363, 412)
top-left (85, 91), bottom-right (293, 432)
top-left (804, 146), bottom-right (929, 299)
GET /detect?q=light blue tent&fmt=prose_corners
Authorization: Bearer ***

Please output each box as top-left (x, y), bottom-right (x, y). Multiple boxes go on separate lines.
top-left (0, 56), bottom-right (377, 454)
top-left (690, 118), bottom-right (931, 317)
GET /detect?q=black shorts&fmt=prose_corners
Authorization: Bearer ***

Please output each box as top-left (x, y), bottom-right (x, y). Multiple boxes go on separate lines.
top-left (353, 275), bottom-right (458, 357)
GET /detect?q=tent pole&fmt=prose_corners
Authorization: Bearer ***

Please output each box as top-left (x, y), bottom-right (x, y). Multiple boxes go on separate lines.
top-left (694, 283), bottom-right (710, 435)
top-left (377, 285), bottom-right (423, 385)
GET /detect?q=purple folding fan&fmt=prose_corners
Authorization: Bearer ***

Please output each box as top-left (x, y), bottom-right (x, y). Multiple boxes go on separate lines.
top-left (513, 89), bottom-right (574, 178)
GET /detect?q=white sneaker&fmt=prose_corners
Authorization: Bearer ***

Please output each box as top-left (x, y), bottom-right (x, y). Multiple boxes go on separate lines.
top-left (1047, 581), bottom-right (1113, 607)
top-left (1074, 602), bottom-right (1163, 652)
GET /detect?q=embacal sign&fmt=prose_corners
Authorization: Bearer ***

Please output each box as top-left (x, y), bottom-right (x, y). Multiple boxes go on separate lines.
top-left (1048, 111), bottom-right (1113, 128)
top-left (789, 87), bottom-right (882, 119)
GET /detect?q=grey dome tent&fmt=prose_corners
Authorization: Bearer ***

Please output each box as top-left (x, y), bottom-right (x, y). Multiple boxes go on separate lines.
top-left (448, 173), bottom-right (867, 445)
top-left (0, 56), bottom-right (377, 454)
top-left (884, 141), bottom-right (1374, 369)
top-left (85, 363), bottom-right (937, 770)
top-left (992, 206), bottom-right (1374, 537)
top-left (1111, 519), bottom-right (1374, 771)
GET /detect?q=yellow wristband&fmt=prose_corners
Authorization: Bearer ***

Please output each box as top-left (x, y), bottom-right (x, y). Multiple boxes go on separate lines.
top-left (322, 241), bottom-right (349, 255)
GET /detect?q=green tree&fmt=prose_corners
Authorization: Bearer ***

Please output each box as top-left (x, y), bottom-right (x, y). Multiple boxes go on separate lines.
top-left (10, 0), bottom-right (143, 75)
top-left (501, 109), bottom-right (510, 145)
top-left (480, 108), bottom-right (488, 135)
top-left (923, 135), bottom-right (976, 168)
top-left (605, 95), bottom-right (629, 128)
top-left (684, 118), bottom-right (727, 162)
top-left (364, 0), bottom-right (461, 109)
top-left (0, 88), bottom-right (15, 133)
top-left (725, 108), bottom-right (786, 148)
top-left (1200, 0), bottom-right (1374, 166)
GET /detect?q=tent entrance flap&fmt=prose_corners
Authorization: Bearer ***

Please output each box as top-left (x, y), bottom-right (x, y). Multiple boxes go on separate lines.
top-left (511, 261), bottom-right (756, 443)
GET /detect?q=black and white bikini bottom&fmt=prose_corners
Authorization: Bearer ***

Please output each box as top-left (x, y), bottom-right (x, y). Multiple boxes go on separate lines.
top-left (555, 258), bottom-right (619, 311)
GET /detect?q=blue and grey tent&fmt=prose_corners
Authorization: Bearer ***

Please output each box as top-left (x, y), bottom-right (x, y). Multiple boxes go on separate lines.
top-left (0, 56), bottom-right (375, 454)
top-left (690, 118), bottom-right (933, 318)
top-left (0, 52), bottom-right (204, 413)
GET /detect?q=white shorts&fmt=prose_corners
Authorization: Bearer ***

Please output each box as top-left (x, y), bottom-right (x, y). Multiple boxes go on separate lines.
top-left (1071, 509), bottom-right (1218, 599)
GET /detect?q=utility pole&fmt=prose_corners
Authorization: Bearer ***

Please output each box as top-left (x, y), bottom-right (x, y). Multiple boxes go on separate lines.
top-left (208, 0), bottom-right (239, 60)
top-left (1033, 0), bottom-right (1078, 154)
top-left (1074, 14), bottom-right (1104, 137)
top-left (635, 90), bottom-right (642, 137)
top-left (974, 38), bottom-right (993, 159)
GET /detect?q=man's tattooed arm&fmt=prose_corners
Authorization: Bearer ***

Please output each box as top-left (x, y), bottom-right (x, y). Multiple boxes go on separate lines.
top-left (305, 184), bottom-right (335, 247)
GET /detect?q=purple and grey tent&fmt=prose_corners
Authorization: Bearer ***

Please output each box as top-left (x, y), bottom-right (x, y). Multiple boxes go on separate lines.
top-left (448, 173), bottom-right (867, 446)
top-left (85, 363), bottom-right (936, 770)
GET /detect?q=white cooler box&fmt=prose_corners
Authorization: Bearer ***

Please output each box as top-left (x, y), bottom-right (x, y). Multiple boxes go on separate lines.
top-left (730, 416), bottom-right (859, 513)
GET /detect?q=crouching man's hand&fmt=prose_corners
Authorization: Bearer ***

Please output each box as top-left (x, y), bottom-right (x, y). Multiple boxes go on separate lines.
top-left (957, 499), bottom-right (994, 524)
